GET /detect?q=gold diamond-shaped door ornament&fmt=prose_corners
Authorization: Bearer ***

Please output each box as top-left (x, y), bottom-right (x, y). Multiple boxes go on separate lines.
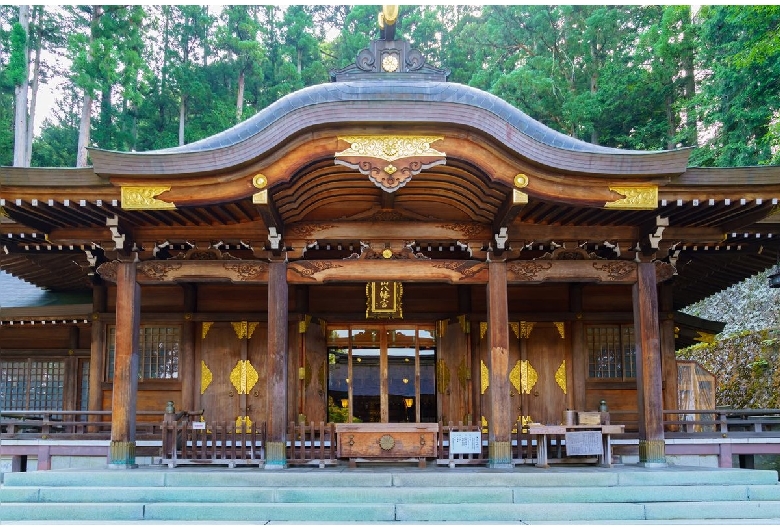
top-left (555, 360), bottom-right (567, 394)
top-left (201, 361), bottom-right (213, 395)
top-left (520, 360), bottom-right (538, 395)
top-left (229, 360), bottom-right (259, 395)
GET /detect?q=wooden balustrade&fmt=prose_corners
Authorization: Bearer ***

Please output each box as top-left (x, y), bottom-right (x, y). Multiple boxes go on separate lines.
top-left (0, 410), bottom-right (163, 437)
top-left (160, 418), bottom-right (266, 468)
top-left (286, 421), bottom-right (337, 467)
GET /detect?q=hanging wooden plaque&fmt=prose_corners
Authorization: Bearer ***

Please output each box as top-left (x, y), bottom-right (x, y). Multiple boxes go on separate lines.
top-left (366, 281), bottom-right (403, 319)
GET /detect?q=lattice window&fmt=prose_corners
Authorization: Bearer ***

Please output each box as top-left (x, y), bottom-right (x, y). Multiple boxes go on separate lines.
top-left (586, 325), bottom-right (636, 380)
top-left (0, 359), bottom-right (65, 411)
top-left (106, 325), bottom-right (180, 380)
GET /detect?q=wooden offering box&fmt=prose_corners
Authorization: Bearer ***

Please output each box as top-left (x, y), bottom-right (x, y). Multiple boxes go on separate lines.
top-left (335, 423), bottom-right (438, 465)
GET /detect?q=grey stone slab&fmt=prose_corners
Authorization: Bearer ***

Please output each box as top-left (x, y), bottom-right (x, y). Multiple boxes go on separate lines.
top-left (748, 484), bottom-right (780, 501)
top-left (644, 501), bottom-right (780, 520)
top-left (162, 470), bottom-right (393, 488)
top-left (0, 503), bottom-right (144, 521)
top-left (0, 486), bottom-right (39, 502)
top-left (616, 468), bottom-right (779, 486)
top-left (396, 502), bottom-right (646, 522)
top-left (37, 486), bottom-right (274, 504)
top-left (2, 471), bottom-right (165, 488)
top-left (391, 471), bottom-right (619, 488)
top-left (142, 503), bottom-right (397, 522)
top-left (512, 485), bottom-right (750, 503)
top-left (274, 486), bottom-right (512, 504)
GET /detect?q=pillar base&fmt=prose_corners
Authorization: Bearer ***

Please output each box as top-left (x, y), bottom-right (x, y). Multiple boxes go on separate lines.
top-left (639, 439), bottom-right (666, 466)
top-left (265, 441), bottom-right (287, 469)
top-left (488, 440), bottom-right (513, 469)
top-left (108, 441), bottom-right (137, 468)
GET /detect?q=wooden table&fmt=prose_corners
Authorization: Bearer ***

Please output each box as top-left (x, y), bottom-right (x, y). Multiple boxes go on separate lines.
top-left (335, 423), bottom-right (438, 467)
top-left (528, 424), bottom-right (624, 468)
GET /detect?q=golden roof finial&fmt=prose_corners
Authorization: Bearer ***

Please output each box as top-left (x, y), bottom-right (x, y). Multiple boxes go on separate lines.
top-left (378, 5), bottom-right (399, 40)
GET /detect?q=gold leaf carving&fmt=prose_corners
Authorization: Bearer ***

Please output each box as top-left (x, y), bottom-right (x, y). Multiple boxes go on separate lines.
top-left (457, 314), bottom-right (470, 334)
top-left (555, 360), bottom-right (567, 394)
top-left (554, 322), bottom-right (565, 339)
top-left (248, 322), bottom-right (259, 339)
top-left (606, 185), bottom-right (658, 210)
top-left (201, 322), bottom-right (213, 339)
top-left (200, 360), bottom-right (212, 395)
top-left (252, 174), bottom-right (268, 189)
top-left (121, 186), bottom-right (174, 210)
top-left (520, 321), bottom-right (535, 339)
top-left (436, 359), bottom-right (450, 395)
top-left (480, 322), bottom-right (488, 339)
top-left (507, 261), bottom-right (553, 281)
top-left (510, 322), bottom-right (520, 339)
top-left (230, 360), bottom-right (259, 395)
top-left (520, 360), bottom-right (538, 395)
top-left (695, 331), bottom-right (716, 344)
top-left (299, 315), bottom-right (312, 333)
top-left (235, 416), bottom-right (252, 433)
top-left (481, 360), bottom-right (489, 395)
top-left (337, 135), bottom-right (445, 162)
top-left (457, 357), bottom-right (470, 388)
top-left (232, 321), bottom-right (248, 339)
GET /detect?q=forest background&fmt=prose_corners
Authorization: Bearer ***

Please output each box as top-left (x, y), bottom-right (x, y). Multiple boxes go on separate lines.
top-left (1, 4), bottom-right (780, 407)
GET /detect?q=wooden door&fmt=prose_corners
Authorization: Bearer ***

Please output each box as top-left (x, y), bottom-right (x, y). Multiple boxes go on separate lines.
top-left (198, 321), bottom-right (264, 430)
top-left (521, 323), bottom-right (568, 425)
top-left (302, 319), bottom-right (327, 424)
top-left (436, 320), bottom-right (471, 425)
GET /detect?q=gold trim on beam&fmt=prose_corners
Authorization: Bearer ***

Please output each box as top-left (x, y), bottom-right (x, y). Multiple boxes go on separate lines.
top-left (120, 186), bottom-right (175, 210)
top-left (605, 185), bottom-right (658, 210)
top-left (336, 135), bottom-right (445, 161)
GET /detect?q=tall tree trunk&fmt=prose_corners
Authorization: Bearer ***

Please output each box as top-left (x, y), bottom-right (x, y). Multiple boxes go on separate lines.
top-left (13, 5), bottom-right (30, 167)
top-left (25, 7), bottom-right (42, 167)
top-left (681, 9), bottom-right (697, 147)
top-left (77, 92), bottom-right (92, 167)
top-left (179, 98), bottom-right (186, 146)
top-left (236, 69), bottom-right (245, 122)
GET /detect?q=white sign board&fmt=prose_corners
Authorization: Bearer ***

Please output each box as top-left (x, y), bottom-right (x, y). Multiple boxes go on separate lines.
top-left (564, 431), bottom-right (603, 456)
top-left (191, 421), bottom-right (206, 430)
top-left (449, 431), bottom-right (481, 454)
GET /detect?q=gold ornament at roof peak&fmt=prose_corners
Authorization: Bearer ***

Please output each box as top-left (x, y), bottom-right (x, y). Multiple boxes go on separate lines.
top-left (605, 185), bottom-right (658, 210)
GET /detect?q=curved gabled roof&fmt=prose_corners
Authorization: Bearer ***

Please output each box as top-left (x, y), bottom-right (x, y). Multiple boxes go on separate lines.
top-left (89, 80), bottom-right (690, 178)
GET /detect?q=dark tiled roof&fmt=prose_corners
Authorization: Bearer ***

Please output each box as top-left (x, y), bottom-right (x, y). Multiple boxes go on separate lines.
top-left (146, 81), bottom-right (656, 157)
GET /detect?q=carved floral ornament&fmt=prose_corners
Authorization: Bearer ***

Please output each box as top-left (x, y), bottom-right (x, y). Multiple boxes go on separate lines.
top-left (335, 135), bottom-right (446, 192)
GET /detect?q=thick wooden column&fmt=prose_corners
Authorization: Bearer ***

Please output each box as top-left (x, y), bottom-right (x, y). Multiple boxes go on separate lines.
top-left (180, 284), bottom-right (197, 412)
top-left (266, 260), bottom-right (289, 469)
top-left (109, 262), bottom-right (140, 468)
top-left (632, 262), bottom-right (666, 465)
top-left (570, 284), bottom-right (586, 411)
top-left (659, 284), bottom-right (679, 420)
top-left (487, 260), bottom-right (512, 468)
top-left (88, 285), bottom-right (107, 431)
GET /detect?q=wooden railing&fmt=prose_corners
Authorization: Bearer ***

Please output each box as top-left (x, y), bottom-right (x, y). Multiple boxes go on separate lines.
top-left (0, 410), bottom-right (164, 437)
top-left (608, 408), bottom-right (780, 436)
top-left (160, 418), bottom-right (266, 468)
top-left (286, 421), bottom-right (338, 467)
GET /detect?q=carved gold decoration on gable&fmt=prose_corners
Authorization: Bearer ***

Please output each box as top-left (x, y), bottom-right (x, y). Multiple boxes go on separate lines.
top-left (510, 322), bottom-right (520, 339)
top-left (335, 135), bottom-right (446, 193)
top-left (436, 359), bottom-right (450, 395)
top-left (520, 360), bottom-right (538, 395)
top-left (694, 331), bottom-right (716, 344)
top-left (337, 135), bottom-right (445, 161)
top-left (232, 321), bottom-right (248, 339)
top-left (248, 322), bottom-right (259, 339)
top-left (200, 361), bottom-right (213, 395)
top-left (554, 322), bottom-right (566, 339)
top-left (480, 322), bottom-right (488, 339)
top-left (481, 360), bottom-right (489, 395)
top-left (555, 360), bottom-right (567, 394)
top-left (0, 206), bottom-right (8, 218)
top-left (121, 186), bottom-right (175, 210)
top-left (202, 322), bottom-right (213, 339)
top-left (230, 360), bottom-right (259, 395)
top-left (605, 185), bottom-right (658, 210)
top-left (520, 321), bottom-right (535, 339)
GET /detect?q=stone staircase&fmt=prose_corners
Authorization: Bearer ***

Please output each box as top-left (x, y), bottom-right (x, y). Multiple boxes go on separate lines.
top-left (1, 466), bottom-right (780, 523)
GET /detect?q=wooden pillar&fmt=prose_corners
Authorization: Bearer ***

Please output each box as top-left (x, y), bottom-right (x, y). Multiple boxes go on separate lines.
top-left (570, 284), bottom-right (586, 411)
top-left (487, 260), bottom-right (512, 468)
top-left (266, 260), bottom-right (288, 469)
top-left (180, 283), bottom-right (197, 412)
top-left (632, 262), bottom-right (666, 465)
top-left (660, 284), bottom-right (679, 422)
top-left (109, 262), bottom-right (140, 468)
top-left (88, 284), bottom-right (107, 432)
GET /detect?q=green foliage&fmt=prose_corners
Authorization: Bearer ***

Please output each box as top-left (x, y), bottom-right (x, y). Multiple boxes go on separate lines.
top-left (7, 21), bottom-right (28, 87)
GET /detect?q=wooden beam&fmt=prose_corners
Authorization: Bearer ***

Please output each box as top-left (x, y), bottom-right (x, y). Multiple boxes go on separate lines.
top-left (108, 261), bottom-right (140, 468)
